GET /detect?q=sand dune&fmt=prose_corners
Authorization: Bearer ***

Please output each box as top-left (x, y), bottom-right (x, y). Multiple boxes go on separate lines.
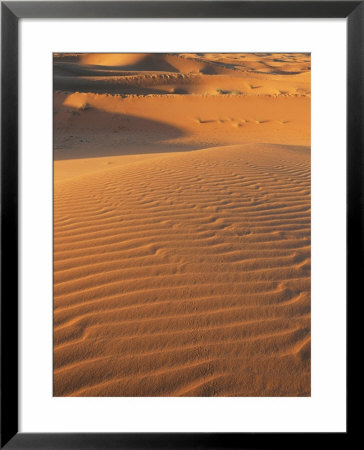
top-left (54, 144), bottom-right (310, 396)
top-left (53, 54), bottom-right (310, 396)
top-left (54, 52), bottom-right (310, 97)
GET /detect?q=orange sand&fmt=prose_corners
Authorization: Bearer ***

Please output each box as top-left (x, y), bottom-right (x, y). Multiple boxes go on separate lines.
top-left (53, 53), bottom-right (310, 396)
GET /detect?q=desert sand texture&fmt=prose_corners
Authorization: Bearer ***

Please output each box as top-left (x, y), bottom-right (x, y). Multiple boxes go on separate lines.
top-left (53, 53), bottom-right (311, 396)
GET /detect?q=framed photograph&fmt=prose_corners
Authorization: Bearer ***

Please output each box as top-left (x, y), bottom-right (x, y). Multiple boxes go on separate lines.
top-left (1, 1), bottom-right (357, 448)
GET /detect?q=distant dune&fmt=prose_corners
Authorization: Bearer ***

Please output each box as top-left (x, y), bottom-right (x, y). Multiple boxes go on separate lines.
top-left (54, 52), bottom-right (310, 97)
top-left (53, 53), bottom-right (311, 396)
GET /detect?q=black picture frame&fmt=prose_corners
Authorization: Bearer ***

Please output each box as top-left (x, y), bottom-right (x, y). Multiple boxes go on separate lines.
top-left (1, 1), bottom-right (359, 448)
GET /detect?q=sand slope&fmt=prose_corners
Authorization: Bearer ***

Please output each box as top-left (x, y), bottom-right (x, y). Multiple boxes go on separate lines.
top-left (54, 53), bottom-right (310, 396)
top-left (54, 143), bottom-right (310, 396)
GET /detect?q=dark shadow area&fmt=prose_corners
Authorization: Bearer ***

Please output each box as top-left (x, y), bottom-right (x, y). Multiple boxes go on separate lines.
top-left (54, 76), bottom-right (173, 96)
top-left (197, 119), bottom-right (216, 124)
top-left (53, 107), bottom-right (192, 161)
top-left (199, 65), bottom-right (218, 75)
top-left (251, 70), bottom-right (305, 76)
top-left (170, 87), bottom-right (188, 94)
top-left (55, 54), bottom-right (180, 73)
top-left (54, 62), bottom-right (143, 77)
top-left (268, 70), bottom-right (306, 75)
top-left (106, 54), bottom-right (179, 72)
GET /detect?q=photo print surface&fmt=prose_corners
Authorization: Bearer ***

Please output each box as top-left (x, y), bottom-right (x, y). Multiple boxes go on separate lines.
top-left (53, 53), bottom-right (311, 397)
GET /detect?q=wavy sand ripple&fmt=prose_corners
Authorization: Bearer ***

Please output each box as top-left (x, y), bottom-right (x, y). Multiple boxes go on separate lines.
top-left (54, 143), bottom-right (310, 396)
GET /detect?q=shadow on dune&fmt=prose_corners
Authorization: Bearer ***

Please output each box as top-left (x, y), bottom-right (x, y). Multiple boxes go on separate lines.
top-left (55, 54), bottom-right (180, 74)
top-left (54, 76), bottom-right (175, 96)
top-left (105, 54), bottom-right (179, 72)
top-left (54, 62), bottom-right (143, 78)
top-left (54, 107), bottom-right (188, 160)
